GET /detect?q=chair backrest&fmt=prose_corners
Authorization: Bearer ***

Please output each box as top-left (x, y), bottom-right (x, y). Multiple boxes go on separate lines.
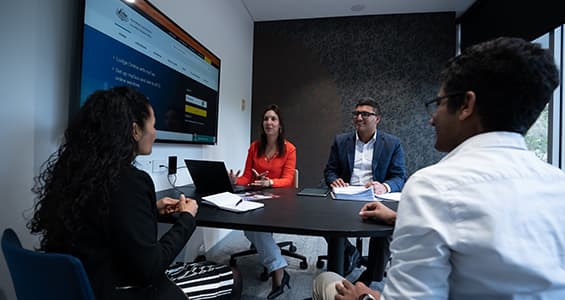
top-left (294, 169), bottom-right (299, 188)
top-left (1, 228), bottom-right (96, 300)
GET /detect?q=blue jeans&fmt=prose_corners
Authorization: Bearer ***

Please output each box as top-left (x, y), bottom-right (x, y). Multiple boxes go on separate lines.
top-left (244, 231), bottom-right (288, 273)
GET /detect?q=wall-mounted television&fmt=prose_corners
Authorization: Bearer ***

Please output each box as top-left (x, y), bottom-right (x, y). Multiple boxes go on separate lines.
top-left (71, 0), bottom-right (221, 144)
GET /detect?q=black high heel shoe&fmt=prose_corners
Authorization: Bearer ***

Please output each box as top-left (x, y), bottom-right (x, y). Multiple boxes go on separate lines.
top-left (267, 270), bottom-right (290, 299)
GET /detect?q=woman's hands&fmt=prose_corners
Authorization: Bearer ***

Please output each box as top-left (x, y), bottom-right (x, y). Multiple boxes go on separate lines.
top-left (177, 194), bottom-right (198, 217)
top-left (229, 168), bottom-right (273, 187)
top-left (250, 178), bottom-right (273, 187)
top-left (156, 194), bottom-right (198, 217)
top-left (156, 197), bottom-right (178, 215)
top-left (228, 169), bottom-right (240, 184)
top-left (230, 168), bottom-right (272, 186)
top-left (250, 169), bottom-right (271, 187)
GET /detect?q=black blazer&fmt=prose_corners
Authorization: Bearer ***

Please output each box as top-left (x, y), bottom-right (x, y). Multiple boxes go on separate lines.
top-left (73, 165), bottom-right (196, 300)
top-left (324, 130), bottom-right (407, 192)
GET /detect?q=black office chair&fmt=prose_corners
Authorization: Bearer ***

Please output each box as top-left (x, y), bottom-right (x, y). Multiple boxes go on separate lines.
top-left (317, 236), bottom-right (391, 283)
top-left (315, 178), bottom-right (363, 271)
top-left (316, 237), bottom-right (364, 269)
top-left (316, 177), bottom-right (391, 280)
top-left (230, 240), bottom-right (308, 280)
top-left (315, 177), bottom-right (382, 278)
top-left (229, 170), bottom-right (308, 281)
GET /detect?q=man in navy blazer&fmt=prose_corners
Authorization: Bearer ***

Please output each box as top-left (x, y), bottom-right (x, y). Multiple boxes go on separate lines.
top-left (324, 97), bottom-right (406, 283)
top-left (324, 129), bottom-right (406, 192)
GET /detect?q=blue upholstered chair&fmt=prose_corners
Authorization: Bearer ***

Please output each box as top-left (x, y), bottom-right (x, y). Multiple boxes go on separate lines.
top-left (1, 228), bottom-right (96, 300)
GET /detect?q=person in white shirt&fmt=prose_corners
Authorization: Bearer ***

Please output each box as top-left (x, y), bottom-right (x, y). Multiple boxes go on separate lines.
top-left (313, 36), bottom-right (565, 300)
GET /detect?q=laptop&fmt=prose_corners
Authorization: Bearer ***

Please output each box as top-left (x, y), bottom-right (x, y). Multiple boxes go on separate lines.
top-left (185, 159), bottom-right (264, 195)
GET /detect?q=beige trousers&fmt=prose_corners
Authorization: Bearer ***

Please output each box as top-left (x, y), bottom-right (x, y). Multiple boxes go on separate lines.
top-left (312, 272), bottom-right (346, 300)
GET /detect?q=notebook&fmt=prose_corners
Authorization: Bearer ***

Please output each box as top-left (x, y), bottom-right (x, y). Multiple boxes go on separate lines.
top-left (201, 192), bottom-right (264, 213)
top-left (185, 159), bottom-right (264, 195)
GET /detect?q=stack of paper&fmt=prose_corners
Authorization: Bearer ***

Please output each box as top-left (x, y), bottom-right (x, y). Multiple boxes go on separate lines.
top-left (331, 186), bottom-right (375, 201)
top-left (202, 192), bottom-right (264, 213)
top-left (375, 192), bottom-right (402, 201)
top-left (331, 186), bottom-right (402, 202)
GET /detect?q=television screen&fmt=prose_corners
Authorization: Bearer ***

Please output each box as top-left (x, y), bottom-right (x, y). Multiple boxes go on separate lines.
top-left (72, 0), bottom-right (221, 144)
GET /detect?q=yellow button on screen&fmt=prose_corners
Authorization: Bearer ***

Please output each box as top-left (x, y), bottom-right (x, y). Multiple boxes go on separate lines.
top-left (185, 105), bottom-right (207, 117)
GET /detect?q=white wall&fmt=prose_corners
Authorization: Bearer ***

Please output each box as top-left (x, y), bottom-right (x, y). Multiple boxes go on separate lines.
top-left (0, 1), bottom-right (253, 299)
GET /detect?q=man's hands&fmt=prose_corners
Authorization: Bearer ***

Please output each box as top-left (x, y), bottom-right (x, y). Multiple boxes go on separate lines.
top-left (335, 280), bottom-right (380, 300)
top-left (329, 178), bottom-right (397, 224)
top-left (365, 181), bottom-right (388, 195)
top-left (359, 201), bottom-right (396, 225)
top-left (331, 179), bottom-right (387, 195)
top-left (330, 178), bottom-right (349, 188)
top-left (156, 194), bottom-right (198, 217)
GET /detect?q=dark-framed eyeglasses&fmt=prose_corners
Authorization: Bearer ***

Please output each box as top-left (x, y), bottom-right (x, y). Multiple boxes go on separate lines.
top-left (424, 92), bottom-right (465, 116)
top-left (352, 111), bottom-right (377, 118)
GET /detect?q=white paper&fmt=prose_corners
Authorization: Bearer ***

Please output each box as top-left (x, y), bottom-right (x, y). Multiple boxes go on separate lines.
top-left (331, 186), bottom-right (375, 201)
top-left (202, 192), bottom-right (264, 212)
top-left (332, 186), bottom-right (371, 194)
top-left (375, 192), bottom-right (401, 201)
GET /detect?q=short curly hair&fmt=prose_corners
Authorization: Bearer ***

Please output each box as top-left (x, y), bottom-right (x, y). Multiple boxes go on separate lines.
top-left (440, 37), bottom-right (559, 134)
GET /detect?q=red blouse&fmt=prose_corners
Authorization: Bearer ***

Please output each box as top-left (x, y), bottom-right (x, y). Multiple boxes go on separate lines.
top-left (236, 140), bottom-right (296, 188)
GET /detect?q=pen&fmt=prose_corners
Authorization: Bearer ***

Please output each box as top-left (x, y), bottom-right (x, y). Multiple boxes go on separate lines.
top-left (235, 199), bottom-right (243, 206)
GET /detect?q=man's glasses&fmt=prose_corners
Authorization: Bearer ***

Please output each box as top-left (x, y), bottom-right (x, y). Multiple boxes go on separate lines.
top-left (352, 111), bottom-right (377, 118)
top-left (424, 92), bottom-right (465, 116)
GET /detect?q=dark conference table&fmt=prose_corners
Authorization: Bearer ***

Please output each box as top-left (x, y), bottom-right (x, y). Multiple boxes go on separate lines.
top-left (157, 186), bottom-right (395, 275)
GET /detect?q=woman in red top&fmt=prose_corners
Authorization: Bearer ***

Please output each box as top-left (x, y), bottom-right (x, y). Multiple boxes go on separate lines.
top-left (233, 106), bottom-right (296, 188)
top-left (230, 104), bottom-right (296, 299)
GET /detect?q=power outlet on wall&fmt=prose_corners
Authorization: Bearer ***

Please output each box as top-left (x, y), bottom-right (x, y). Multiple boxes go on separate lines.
top-left (152, 160), bottom-right (167, 173)
top-left (135, 159), bottom-right (152, 174)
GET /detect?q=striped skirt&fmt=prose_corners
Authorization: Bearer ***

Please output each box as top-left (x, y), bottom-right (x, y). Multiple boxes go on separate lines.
top-left (166, 261), bottom-right (234, 299)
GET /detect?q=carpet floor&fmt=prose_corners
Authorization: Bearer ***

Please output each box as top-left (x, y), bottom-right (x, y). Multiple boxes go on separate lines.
top-left (204, 231), bottom-right (384, 300)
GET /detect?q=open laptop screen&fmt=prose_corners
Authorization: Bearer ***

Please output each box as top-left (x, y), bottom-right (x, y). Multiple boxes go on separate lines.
top-left (185, 159), bottom-right (263, 195)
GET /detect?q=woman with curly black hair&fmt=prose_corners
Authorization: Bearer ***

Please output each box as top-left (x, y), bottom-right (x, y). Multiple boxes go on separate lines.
top-left (28, 86), bottom-right (240, 300)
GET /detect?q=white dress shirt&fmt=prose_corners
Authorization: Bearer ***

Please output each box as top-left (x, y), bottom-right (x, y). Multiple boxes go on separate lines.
top-left (351, 131), bottom-right (376, 185)
top-left (382, 132), bottom-right (565, 300)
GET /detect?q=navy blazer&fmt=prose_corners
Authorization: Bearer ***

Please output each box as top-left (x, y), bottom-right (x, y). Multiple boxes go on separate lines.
top-left (324, 130), bottom-right (407, 192)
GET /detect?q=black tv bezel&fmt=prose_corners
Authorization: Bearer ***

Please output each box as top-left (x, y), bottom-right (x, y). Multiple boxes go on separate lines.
top-left (69, 0), bottom-right (222, 145)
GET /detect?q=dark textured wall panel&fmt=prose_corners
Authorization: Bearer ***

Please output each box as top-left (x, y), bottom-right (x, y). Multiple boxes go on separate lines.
top-left (252, 13), bottom-right (456, 187)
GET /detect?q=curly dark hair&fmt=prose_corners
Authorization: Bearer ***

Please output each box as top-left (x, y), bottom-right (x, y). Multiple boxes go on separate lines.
top-left (258, 104), bottom-right (286, 157)
top-left (440, 37), bottom-right (559, 135)
top-left (28, 86), bottom-right (151, 252)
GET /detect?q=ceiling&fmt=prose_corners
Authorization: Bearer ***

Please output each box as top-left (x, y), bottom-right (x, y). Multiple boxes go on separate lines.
top-left (241, 0), bottom-right (476, 22)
